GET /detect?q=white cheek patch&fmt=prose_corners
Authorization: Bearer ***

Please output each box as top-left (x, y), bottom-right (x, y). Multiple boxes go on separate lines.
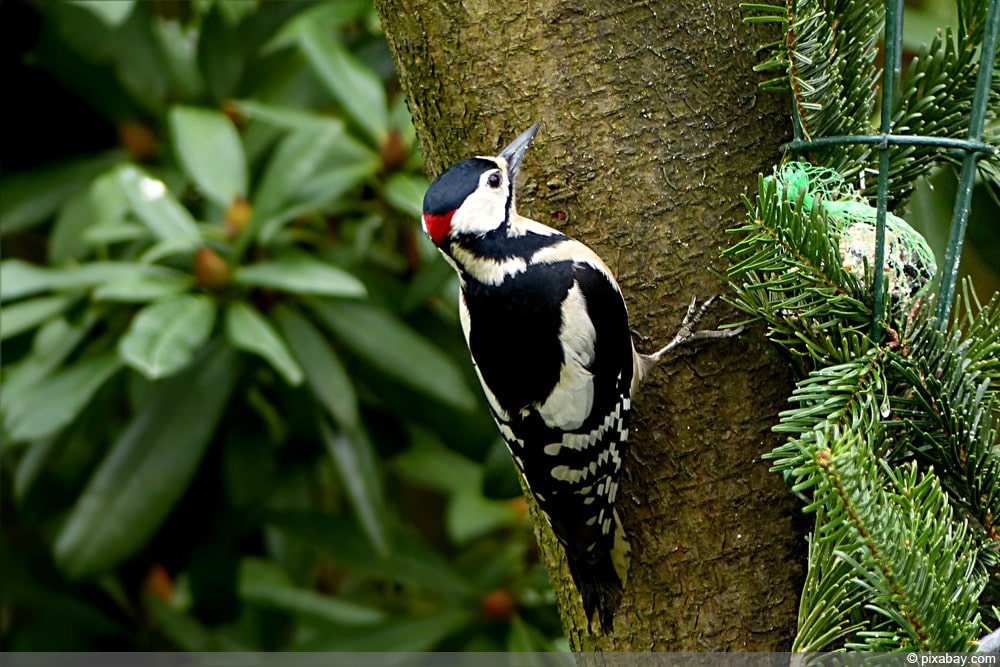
top-left (449, 182), bottom-right (507, 237)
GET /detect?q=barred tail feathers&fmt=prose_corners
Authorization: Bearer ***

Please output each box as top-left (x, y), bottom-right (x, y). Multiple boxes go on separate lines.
top-left (565, 509), bottom-right (631, 632)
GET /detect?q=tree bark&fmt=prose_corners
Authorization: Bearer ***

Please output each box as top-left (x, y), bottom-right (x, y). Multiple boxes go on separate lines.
top-left (376, 0), bottom-right (804, 651)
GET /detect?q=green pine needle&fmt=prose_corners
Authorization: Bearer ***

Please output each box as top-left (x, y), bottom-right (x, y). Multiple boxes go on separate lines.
top-left (723, 158), bottom-right (1000, 652)
top-left (742, 0), bottom-right (1000, 209)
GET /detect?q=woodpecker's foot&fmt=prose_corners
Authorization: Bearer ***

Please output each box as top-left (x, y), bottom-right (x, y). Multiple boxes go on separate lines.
top-left (646, 295), bottom-right (743, 362)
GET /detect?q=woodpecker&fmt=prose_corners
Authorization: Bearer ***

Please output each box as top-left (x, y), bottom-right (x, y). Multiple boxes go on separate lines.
top-left (421, 123), bottom-right (741, 631)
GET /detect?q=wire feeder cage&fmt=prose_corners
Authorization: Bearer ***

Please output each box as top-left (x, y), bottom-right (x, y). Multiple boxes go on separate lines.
top-left (781, 0), bottom-right (1000, 338)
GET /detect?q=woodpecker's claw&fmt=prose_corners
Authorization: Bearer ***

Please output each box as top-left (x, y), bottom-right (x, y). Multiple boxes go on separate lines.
top-left (646, 295), bottom-right (743, 363)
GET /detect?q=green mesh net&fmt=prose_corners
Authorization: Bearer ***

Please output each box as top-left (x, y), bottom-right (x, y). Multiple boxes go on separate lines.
top-left (769, 162), bottom-right (937, 314)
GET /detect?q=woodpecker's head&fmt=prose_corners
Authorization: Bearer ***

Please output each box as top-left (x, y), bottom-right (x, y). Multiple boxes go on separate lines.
top-left (422, 123), bottom-right (539, 247)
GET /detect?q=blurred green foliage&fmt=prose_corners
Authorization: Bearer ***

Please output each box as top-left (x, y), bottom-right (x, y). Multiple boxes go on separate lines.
top-left (0, 0), bottom-right (565, 651)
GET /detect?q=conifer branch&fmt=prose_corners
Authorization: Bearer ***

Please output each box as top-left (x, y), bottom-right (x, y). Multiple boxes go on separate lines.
top-left (872, 25), bottom-right (1000, 206)
top-left (792, 507), bottom-right (867, 653)
top-left (723, 175), bottom-right (874, 373)
top-left (742, 0), bottom-right (1000, 208)
top-left (734, 0), bottom-right (1000, 650)
top-left (724, 164), bottom-right (999, 651)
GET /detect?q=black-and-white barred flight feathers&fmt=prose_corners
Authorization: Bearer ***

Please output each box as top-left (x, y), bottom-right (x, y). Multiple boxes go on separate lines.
top-left (420, 123), bottom-right (740, 632)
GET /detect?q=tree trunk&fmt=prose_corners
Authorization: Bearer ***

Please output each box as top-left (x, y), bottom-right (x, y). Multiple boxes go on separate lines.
top-left (376, 0), bottom-right (804, 651)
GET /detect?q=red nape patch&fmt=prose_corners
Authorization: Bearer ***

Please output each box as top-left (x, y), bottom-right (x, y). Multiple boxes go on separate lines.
top-left (422, 211), bottom-right (454, 246)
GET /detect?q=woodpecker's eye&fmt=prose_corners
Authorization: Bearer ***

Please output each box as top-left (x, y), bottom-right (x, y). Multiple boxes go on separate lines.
top-left (487, 172), bottom-right (502, 188)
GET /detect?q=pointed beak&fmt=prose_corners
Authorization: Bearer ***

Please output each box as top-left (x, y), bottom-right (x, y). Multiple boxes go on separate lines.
top-left (498, 123), bottom-right (540, 181)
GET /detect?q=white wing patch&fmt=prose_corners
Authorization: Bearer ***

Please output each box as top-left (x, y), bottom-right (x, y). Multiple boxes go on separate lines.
top-left (449, 166), bottom-right (510, 237)
top-left (536, 282), bottom-right (595, 430)
top-left (507, 213), bottom-right (563, 238)
top-left (530, 239), bottom-right (621, 294)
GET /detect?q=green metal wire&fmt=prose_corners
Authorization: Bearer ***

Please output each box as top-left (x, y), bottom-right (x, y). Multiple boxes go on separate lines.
top-left (785, 0), bottom-right (1000, 337)
top-left (872, 0), bottom-right (905, 339)
top-left (782, 135), bottom-right (996, 155)
top-left (935, 0), bottom-right (1000, 329)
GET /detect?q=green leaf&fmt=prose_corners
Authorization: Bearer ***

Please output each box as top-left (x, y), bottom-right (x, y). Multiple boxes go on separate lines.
top-left (319, 419), bottom-right (388, 556)
top-left (383, 173), bottom-right (429, 218)
top-left (49, 190), bottom-right (94, 264)
top-left (236, 556), bottom-right (290, 588)
top-left (0, 150), bottom-right (125, 234)
top-left (482, 437), bottom-right (523, 499)
top-left (66, 0), bottom-right (134, 26)
top-left (222, 429), bottom-right (276, 507)
top-left (297, 20), bottom-right (388, 144)
top-left (89, 168), bottom-right (131, 226)
top-left (83, 222), bottom-right (149, 245)
top-left (143, 595), bottom-right (234, 651)
top-left (0, 261), bottom-right (53, 301)
top-left (198, 5), bottom-right (244, 103)
top-left (0, 295), bottom-right (76, 341)
top-left (14, 435), bottom-right (60, 501)
top-left (111, 7), bottom-right (168, 112)
top-left (401, 255), bottom-right (458, 313)
top-left (257, 164), bottom-right (374, 243)
top-left (212, 0), bottom-right (259, 25)
top-left (225, 302), bottom-right (303, 386)
top-left (243, 585), bottom-right (385, 626)
top-left (231, 100), bottom-right (344, 132)
top-left (138, 238), bottom-right (199, 265)
top-left (309, 300), bottom-right (476, 411)
top-left (116, 165), bottom-right (200, 245)
top-left (119, 295), bottom-right (216, 379)
top-left (300, 609), bottom-right (471, 651)
top-left (447, 490), bottom-right (520, 545)
top-left (1, 315), bottom-right (96, 410)
top-left (262, 1), bottom-right (370, 54)
top-left (152, 17), bottom-right (204, 101)
top-left (507, 614), bottom-right (555, 652)
top-left (251, 125), bottom-right (342, 214)
top-left (239, 558), bottom-right (384, 626)
top-left (389, 93), bottom-right (418, 149)
top-left (3, 349), bottom-right (123, 442)
top-left (2, 545), bottom-right (127, 644)
top-left (169, 106), bottom-right (247, 207)
top-left (0, 259), bottom-right (176, 301)
top-left (274, 306), bottom-right (358, 428)
top-left (397, 442), bottom-right (518, 546)
top-left (54, 341), bottom-right (239, 579)
top-left (241, 125), bottom-right (369, 249)
top-left (393, 429), bottom-right (480, 496)
top-left (93, 271), bottom-right (193, 302)
top-left (266, 511), bottom-right (472, 595)
top-left (233, 254), bottom-right (366, 298)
